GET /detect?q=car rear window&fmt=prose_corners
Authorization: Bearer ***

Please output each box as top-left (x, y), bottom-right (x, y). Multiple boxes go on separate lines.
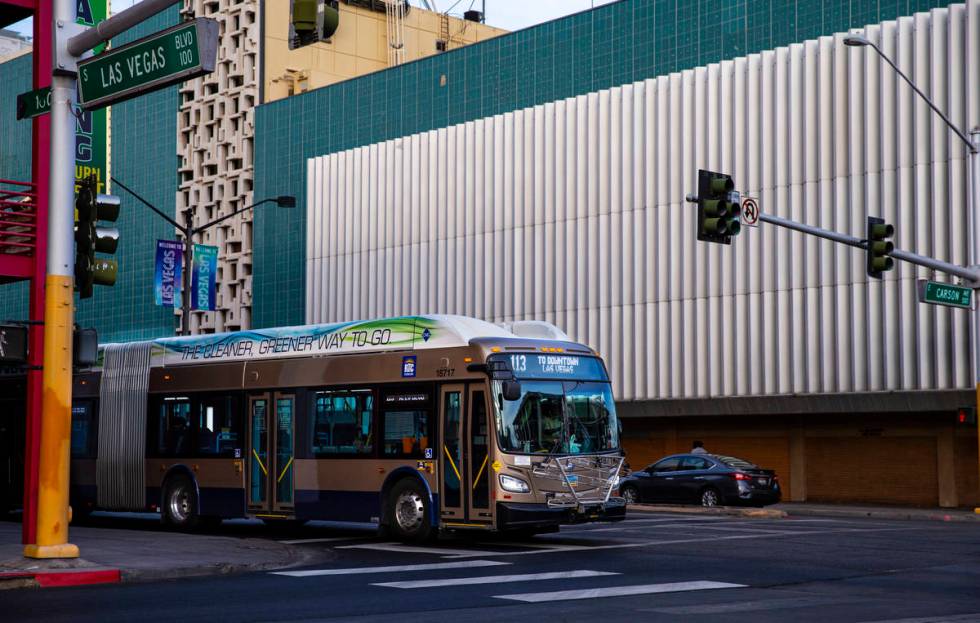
top-left (714, 455), bottom-right (757, 469)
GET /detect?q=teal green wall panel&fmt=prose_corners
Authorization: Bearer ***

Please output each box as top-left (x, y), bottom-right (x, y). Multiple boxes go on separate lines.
top-left (0, 7), bottom-right (180, 342)
top-left (253, 0), bottom-right (956, 330)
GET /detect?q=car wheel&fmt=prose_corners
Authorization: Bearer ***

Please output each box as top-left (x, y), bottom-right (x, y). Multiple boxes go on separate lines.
top-left (700, 487), bottom-right (721, 507)
top-left (386, 478), bottom-right (433, 542)
top-left (162, 476), bottom-right (200, 530)
top-left (621, 485), bottom-right (639, 505)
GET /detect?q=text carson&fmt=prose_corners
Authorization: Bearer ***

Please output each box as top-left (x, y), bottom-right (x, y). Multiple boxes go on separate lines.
top-left (96, 47), bottom-right (167, 88)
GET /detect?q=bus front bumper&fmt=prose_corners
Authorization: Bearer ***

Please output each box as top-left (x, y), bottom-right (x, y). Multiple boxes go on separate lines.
top-left (496, 497), bottom-right (627, 530)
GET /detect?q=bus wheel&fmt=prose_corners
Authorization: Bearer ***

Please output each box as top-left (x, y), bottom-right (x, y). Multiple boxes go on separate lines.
top-left (162, 476), bottom-right (200, 530)
top-left (387, 479), bottom-right (432, 542)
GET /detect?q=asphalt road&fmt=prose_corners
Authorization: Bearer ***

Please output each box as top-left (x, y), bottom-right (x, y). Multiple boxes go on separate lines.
top-left (5, 512), bottom-right (980, 623)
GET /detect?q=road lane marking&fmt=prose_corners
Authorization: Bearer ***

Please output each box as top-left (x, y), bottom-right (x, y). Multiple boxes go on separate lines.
top-left (374, 569), bottom-right (619, 589)
top-left (271, 560), bottom-right (509, 577)
top-left (277, 537), bottom-right (371, 545)
top-left (442, 526), bottom-right (915, 558)
top-left (645, 595), bottom-right (865, 614)
top-left (495, 580), bottom-right (746, 602)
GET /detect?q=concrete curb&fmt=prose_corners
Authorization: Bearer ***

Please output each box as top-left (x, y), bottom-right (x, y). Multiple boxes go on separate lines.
top-left (0, 537), bottom-right (332, 590)
top-left (0, 569), bottom-right (121, 590)
top-left (627, 504), bottom-right (787, 519)
top-left (775, 505), bottom-right (980, 523)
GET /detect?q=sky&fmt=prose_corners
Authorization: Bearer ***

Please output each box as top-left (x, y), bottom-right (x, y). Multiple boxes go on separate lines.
top-left (6, 0), bottom-right (620, 40)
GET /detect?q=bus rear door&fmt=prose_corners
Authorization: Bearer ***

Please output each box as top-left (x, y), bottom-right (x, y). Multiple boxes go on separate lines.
top-left (247, 392), bottom-right (296, 518)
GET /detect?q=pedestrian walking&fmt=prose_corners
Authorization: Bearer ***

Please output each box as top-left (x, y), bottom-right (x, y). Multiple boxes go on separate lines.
top-left (691, 440), bottom-right (708, 454)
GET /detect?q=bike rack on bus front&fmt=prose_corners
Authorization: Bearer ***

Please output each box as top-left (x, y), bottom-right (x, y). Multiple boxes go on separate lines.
top-left (532, 455), bottom-right (624, 509)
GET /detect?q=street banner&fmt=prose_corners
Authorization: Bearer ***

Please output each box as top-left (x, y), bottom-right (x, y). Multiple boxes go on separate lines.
top-left (191, 244), bottom-right (217, 311)
top-left (75, 0), bottom-right (108, 194)
top-left (153, 240), bottom-right (183, 308)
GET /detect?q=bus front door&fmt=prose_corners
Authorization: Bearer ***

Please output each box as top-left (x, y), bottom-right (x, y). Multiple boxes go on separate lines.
top-left (439, 384), bottom-right (493, 528)
top-left (247, 393), bottom-right (296, 517)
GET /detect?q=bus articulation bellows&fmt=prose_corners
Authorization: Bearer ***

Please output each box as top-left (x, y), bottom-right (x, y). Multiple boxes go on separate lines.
top-left (62, 315), bottom-right (625, 540)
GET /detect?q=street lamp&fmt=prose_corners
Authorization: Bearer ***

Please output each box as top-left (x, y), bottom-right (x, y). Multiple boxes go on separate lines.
top-left (845, 31), bottom-right (980, 511)
top-left (111, 177), bottom-right (295, 335)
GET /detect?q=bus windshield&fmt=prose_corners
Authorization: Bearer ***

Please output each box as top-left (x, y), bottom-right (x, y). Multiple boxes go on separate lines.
top-left (493, 379), bottom-right (620, 454)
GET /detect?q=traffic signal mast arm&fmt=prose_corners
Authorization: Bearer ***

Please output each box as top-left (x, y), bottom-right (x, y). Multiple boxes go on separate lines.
top-left (757, 211), bottom-right (980, 287)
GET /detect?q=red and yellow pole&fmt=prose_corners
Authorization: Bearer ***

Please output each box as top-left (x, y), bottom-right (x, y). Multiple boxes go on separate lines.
top-left (23, 4), bottom-right (80, 558)
top-left (23, 276), bottom-right (78, 559)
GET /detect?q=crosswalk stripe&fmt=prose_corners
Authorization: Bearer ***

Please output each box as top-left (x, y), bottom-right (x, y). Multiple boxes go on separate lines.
top-left (494, 580), bottom-right (747, 602)
top-left (373, 569), bottom-right (619, 589)
top-left (271, 560), bottom-right (509, 577)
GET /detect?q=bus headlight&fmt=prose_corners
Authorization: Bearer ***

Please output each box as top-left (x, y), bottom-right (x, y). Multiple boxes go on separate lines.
top-left (499, 474), bottom-right (530, 493)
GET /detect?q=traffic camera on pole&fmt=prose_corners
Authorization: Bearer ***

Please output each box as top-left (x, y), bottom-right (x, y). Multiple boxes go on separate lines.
top-left (696, 169), bottom-right (741, 244)
top-left (866, 216), bottom-right (895, 279)
top-left (74, 176), bottom-right (120, 299)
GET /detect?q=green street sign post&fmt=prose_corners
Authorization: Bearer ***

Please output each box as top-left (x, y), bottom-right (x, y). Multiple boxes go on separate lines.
top-left (917, 279), bottom-right (974, 309)
top-left (77, 18), bottom-right (218, 111)
top-left (16, 86), bottom-right (52, 120)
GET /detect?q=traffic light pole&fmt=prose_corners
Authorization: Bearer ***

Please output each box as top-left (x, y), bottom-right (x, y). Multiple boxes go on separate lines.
top-left (757, 212), bottom-right (980, 285)
top-left (970, 128), bottom-right (980, 515)
top-left (24, 0), bottom-right (81, 559)
top-left (110, 177), bottom-right (291, 335)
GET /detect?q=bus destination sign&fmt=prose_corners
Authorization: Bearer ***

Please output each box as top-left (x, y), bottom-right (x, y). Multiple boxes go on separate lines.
top-left (77, 18), bottom-right (219, 111)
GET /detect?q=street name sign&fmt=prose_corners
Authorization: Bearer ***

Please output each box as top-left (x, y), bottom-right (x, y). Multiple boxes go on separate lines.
top-left (16, 86), bottom-right (52, 120)
top-left (77, 18), bottom-right (218, 111)
top-left (917, 279), bottom-right (973, 309)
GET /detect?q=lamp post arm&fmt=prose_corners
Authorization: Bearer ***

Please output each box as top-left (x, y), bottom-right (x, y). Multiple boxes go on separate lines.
top-left (865, 41), bottom-right (976, 153)
top-left (111, 177), bottom-right (186, 234)
top-left (191, 199), bottom-right (274, 237)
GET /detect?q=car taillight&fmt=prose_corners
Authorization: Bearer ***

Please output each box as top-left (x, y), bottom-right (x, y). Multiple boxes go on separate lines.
top-left (731, 472), bottom-right (750, 481)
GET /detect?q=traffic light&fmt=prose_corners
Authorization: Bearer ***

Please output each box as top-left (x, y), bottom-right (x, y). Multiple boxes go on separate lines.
top-left (866, 216), bottom-right (894, 279)
top-left (290, 0), bottom-right (340, 49)
top-left (956, 407), bottom-right (977, 426)
top-left (696, 169), bottom-right (741, 244)
top-left (74, 176), bottom-right (120, 299)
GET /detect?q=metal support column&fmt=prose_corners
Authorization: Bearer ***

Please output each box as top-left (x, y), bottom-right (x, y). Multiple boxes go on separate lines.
top-left (23, 0), bottom-right (79, 559)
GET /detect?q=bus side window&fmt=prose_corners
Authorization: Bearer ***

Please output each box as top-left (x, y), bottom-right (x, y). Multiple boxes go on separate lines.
top-left (310, 389), bottom-right (373, 455)
top-left (154, 397), bottom-right (192, 457)
top-left (196, 394), bottom-right (240, 456)
top-left (70, 400), bottom-right (96, 458)
top-left (382, 409), bottom-right (430, 458)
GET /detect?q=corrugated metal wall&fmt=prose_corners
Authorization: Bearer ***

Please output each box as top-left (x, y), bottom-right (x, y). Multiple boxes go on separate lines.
top-left (307, 1), bottom-right (980, 402)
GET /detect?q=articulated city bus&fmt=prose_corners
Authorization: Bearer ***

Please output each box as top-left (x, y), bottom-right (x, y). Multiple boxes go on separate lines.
top-left (57, 315), bottom-right (625, 540)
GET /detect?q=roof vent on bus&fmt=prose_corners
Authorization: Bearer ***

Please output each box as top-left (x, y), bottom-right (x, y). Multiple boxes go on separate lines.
top-left (497, 320), bottom-right (569, 341)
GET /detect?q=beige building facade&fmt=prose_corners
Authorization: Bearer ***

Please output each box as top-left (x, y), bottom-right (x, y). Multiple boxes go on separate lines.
top-left (264, 1), bottom-right (505, 101)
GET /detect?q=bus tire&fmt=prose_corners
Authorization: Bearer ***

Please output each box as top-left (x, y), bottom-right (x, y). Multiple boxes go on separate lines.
top-left (162, 475), bottom-right (200, 530)
top-left (386, 478), bottom-right (433, 542)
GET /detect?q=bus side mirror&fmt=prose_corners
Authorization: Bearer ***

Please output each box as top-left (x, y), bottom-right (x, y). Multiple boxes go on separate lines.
top-left (502, 380), bottom-right (522, 401)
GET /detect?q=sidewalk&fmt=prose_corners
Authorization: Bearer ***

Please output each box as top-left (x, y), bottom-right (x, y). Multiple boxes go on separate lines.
top-left (774, 502), bottom-right (980, 523)
top-left (629, 501), bottom-right (980, 523)
top-left (0, 518), bottom-right (328, 590)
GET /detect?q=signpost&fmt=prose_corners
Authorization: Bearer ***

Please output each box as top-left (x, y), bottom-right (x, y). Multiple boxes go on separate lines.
top-left (917, 279), bottom-right (973, 309)
top-left (76, 18), bottom-right (218, 111)
top-left (741, 196), bottom-right (760, 227)
top-left (16, 86), bottom-right (51, 120)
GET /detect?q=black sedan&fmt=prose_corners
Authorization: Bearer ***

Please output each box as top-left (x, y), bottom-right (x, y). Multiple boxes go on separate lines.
top-left (618, 453), bottom-right (781, 507)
